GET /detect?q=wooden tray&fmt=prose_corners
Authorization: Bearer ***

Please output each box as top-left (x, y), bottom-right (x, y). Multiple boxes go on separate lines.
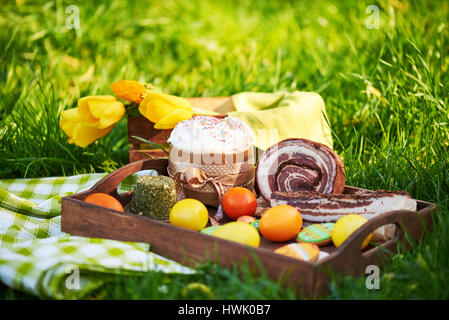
top-left (61, 158), bottom-right (438, 297)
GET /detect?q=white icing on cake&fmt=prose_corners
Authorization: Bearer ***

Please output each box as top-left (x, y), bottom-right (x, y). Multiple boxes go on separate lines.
top-left (167, 116), bottom-right (254, 153)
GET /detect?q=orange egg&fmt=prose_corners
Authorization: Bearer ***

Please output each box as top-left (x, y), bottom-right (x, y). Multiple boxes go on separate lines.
top-left (259, 205), bottom-right (302, 242)
top-left (84, 193), bottom-right (124, 212)
top-left (222, 187), bottom-right (257, 220)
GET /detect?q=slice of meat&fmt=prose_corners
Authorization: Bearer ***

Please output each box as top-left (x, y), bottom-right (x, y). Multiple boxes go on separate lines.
top-left (256, 138), bottom-right (345, 201)
top-left (270, 190), bottom-right (417, 222)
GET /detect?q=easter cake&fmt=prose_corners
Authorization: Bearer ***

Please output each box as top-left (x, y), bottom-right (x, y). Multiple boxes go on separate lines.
top-left (167, 115), bottom-right (256, 208)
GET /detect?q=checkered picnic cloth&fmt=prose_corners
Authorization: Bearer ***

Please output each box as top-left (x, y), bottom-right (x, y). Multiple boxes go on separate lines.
top-left (0, 173), bottom-right (194, 299)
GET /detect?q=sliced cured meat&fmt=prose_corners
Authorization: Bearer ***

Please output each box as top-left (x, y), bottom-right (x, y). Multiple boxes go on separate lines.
top-left (256, 138), bottom-right (345, 200)
top-left (270, 190), bottom-right (417, 222)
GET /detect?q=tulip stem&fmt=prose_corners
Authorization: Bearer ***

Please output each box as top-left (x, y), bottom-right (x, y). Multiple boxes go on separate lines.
top-left (131, 136), bottom-right (169, 154)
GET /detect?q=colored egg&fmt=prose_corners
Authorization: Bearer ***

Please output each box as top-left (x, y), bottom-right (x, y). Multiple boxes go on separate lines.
top-left (169, 199), bottom-right (209, 231)
top-left (222, 187), bottom-right (258, 220)
top-left (274, 243), bottom-right (320, 262)
top-left (259, 205), bottom-right (302, 242)
top-left (332, 214), bottom-right (372, 249)
top-left (237, 215), bottom-right (256, 224)
top-left (250, 219), bottom-right (260, 231)
top-left (200, 225), bottom-right (221, 235)
top-left (84, 193), bottom-right (124, 212)
top-left (297, 223), bottom-right (335, 246)
top-left (211, 221), bottom-right (260, 247)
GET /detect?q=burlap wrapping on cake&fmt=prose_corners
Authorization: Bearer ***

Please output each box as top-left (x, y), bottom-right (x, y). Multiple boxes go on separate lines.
top-left (167, 147), bottom-right (255, 208)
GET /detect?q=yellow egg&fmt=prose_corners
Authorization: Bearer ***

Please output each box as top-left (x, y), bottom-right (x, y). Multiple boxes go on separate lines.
top-left (169, 199), bottom-right (209, 231)
top-left (332, 214), bottom-right (372, 249)
top-left (211, 221), bottom-right (260, 247)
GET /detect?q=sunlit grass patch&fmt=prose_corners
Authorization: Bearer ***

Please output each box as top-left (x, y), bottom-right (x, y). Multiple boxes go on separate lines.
top-left (1, 0), bottom-right (448, 299)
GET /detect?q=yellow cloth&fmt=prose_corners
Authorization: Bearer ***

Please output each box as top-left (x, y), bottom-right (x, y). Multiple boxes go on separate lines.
top-left (229, 91), bottom-right (333, 150)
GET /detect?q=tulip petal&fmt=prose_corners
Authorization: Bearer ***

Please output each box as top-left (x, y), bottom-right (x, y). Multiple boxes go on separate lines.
top-left (78, 95), bottom-right (117, 124)
top-left (71, 123), bottom-right (114, 148)
top-left (87, 96), bottom-right (118, 118)
top-left (87, 100), bottom-right (109, 120)
top-left (140, 100), bottom-right (172, 123)
top-left (98, 101), bottom-right (126, 129)
top-left (139, 92), bottom-right (192, 124)
top-left (154, 109), bottom-right (193, 129)
top-left (78, 97), bottom-right (99, 123)
top-left (149, 92), bottom-right (191, 110)
top-left (82, 95), bottom-right (117, 103)
top-left (59, 108), bottom-right (82, 137)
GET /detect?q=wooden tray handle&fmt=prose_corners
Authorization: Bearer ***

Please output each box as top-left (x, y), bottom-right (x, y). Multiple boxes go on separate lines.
top-left (322, 210), bottom-right (425, 273)
top-left (339, 210), bottom-right (412, 252)
top-left (87, 159), bottom-right (169, 195)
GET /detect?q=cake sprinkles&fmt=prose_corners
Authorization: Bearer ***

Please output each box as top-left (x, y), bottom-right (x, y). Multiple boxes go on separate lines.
top-left (167, 116), bottom-right (254, 154)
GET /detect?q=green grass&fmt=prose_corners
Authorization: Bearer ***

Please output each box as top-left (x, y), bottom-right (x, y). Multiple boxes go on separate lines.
top-left (1, 0), bottom-right (448, 299)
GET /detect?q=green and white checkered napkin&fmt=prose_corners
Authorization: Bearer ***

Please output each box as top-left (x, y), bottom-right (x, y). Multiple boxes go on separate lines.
top-left (0, 173), bottom-right (194, 299)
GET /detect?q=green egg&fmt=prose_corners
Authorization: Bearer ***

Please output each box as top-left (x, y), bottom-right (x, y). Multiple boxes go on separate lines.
top-left (250, 220), bottom-right (260, 231)
top-left (297, 223), bottom-right (335, 243)
top-left (200, 225), bottom-right (221, 235)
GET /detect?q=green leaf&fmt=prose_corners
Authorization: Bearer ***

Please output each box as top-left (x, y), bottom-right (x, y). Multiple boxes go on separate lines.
top-left (131, 136), bottom-right (169, 154)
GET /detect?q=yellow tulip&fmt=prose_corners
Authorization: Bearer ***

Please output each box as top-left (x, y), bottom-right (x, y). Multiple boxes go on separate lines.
top-left (139, 92), bottom-right (193, 129)
top-left (77, 95), bottom-right (125, 129)
top-left (59, 95), bottom-right (125, 147)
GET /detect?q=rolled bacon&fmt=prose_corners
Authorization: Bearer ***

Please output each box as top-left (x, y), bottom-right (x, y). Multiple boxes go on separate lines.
top-left (256, 138), bottom-right (346, 201)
